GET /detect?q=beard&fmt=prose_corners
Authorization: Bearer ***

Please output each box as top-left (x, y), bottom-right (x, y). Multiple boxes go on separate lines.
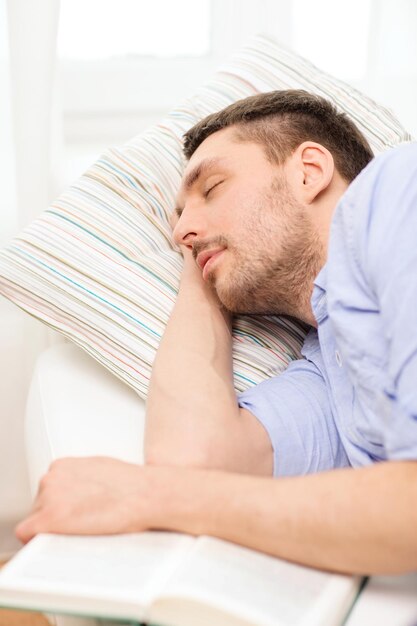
top-left (195, 176), bottom-right (325, 319)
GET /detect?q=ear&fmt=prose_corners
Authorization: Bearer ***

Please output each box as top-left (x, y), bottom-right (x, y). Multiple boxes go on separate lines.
top-left (293, 142), bottom-right (335, 204)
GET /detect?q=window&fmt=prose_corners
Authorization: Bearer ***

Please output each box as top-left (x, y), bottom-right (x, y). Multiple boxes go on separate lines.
top-left (58, 0), bottom-right (415, 148)
top-left (293, 0), bottom-right (372, 81)
top-left (58, 0), bottom-right (211, 59)
top-left (58, 0), bottom-right (221, 146)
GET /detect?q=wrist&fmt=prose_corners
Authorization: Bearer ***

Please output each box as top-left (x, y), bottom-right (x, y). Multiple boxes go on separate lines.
top-left (179, 260), bottom-right (232, 325)
top-left (137, 466), bottom-right (216, 535)
top-left (180, 254), bottom-right (204, 282)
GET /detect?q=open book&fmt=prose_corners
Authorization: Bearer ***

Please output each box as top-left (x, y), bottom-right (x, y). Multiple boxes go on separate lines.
top-left (0, 531), bottom-right (361, 626)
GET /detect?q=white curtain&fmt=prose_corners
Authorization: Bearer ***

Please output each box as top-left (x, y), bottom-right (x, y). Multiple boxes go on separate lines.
top-left (0, 0), bottom-right (17, 245)
top-left (7, 0), bottom-right (61, 229)
top-left (0, 0), bottom-right (61, 558)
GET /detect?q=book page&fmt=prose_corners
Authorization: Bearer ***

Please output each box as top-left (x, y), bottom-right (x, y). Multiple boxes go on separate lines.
top-left (152, 536), bottom-right (359, 626)
top-left (0, 532), bottom-right (194, 619)
top-left (344, 573), bottom-right (417, 626)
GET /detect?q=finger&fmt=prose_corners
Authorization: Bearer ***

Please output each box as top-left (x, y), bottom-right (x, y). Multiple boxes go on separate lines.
top-left (15, 512), bottom-right (46, 545)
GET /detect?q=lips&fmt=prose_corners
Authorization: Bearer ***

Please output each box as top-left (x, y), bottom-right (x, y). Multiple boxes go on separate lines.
top-left (196, 248), bottom-right (225, 279)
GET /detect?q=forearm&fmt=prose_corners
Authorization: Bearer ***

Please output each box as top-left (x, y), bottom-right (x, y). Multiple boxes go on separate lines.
top-left (145, 258), bottom-right (239, 467)
top-left (16, 457), bottom-right (417, 574)
top-left (155, 461), bottom-right (417, 574)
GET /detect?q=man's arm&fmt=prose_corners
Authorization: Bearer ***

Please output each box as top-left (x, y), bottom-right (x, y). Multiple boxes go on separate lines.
top-left (145, 251), bottom-right (273, 475)
top-left (15, 457), bottom-right (417, 574)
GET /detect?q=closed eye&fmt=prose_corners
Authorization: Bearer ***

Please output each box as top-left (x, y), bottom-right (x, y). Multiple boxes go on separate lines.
top-left (204, 181), bottom-right (223, 198)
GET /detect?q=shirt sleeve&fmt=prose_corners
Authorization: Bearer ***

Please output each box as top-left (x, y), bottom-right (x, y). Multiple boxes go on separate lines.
top-left (238, 332), bottom-right (350, 477)
top-left (362, 144), bottom-right (417, 460)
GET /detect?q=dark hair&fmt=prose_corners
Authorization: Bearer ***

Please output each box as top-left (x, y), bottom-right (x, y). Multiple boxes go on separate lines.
top-left (183, 90), bottom-right (373, 182)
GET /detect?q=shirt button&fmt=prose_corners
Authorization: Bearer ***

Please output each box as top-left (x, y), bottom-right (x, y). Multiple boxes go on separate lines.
top-left (335, 350), bottom-right (343, 367)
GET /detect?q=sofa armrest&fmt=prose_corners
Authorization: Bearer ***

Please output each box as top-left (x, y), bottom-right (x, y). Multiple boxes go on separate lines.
top-left (24, 342), bottom-right (146, 496)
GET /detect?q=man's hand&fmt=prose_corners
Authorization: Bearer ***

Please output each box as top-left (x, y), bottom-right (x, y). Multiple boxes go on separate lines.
top-left (15, 458), bottom-right (165, 544)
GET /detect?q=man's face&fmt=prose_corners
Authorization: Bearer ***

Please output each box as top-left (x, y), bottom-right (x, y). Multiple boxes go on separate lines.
top-left (173, 127), bottom-right (323, 318)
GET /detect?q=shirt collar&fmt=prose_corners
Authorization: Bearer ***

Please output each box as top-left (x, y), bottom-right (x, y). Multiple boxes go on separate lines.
top-left (311, 263), bottom-right (328, 324)
top-left (314, 263), bottom-right (327, 292)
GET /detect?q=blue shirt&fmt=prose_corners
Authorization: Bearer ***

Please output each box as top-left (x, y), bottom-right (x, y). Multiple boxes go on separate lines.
top-left (238, 142), bottom-right (417, 476)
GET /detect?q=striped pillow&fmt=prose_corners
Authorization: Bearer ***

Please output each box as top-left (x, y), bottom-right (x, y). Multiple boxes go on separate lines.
top-left (0, 35), bottom-right (410, 399)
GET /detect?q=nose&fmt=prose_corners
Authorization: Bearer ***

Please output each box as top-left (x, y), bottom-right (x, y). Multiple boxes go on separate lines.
top-left (172, 205), bottom-right (207, 249)
top-left (172, 218), bottom-right (194, 249)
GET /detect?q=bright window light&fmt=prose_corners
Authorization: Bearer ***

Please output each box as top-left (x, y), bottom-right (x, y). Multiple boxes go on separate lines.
top-left (293, 0), bottom-right (372, 79)
top-left (58, 0), bottom-right (211, 60)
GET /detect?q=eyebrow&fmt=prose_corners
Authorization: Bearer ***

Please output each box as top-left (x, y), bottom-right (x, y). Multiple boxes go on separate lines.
top-left (174, 157), bottom-right (225, 217)
top-left (184, 157), bottom-right (224, 191)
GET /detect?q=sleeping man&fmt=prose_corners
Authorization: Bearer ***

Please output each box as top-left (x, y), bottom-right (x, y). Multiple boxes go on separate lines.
top-left (16, 90), bottom-right (417, 575)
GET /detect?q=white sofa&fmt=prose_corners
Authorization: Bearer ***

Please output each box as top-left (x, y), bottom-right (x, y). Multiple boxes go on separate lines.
top-left (24, 342), bottom-right (147, 626)
top-left (25, 342), bottom-right (146, 497)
